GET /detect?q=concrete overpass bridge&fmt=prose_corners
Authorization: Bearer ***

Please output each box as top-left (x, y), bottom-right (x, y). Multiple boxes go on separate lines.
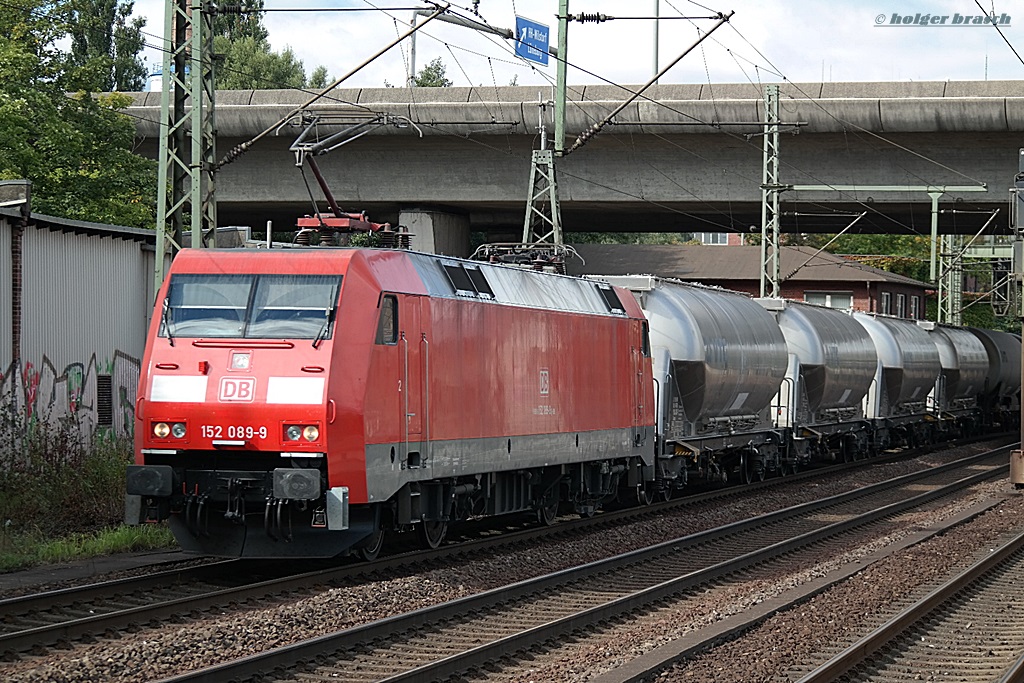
top-left (128, 80), bottom-right (1024, 252)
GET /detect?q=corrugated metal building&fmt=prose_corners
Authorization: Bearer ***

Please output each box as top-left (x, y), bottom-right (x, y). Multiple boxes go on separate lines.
top-left (1, 208), bottom-right (162, 440)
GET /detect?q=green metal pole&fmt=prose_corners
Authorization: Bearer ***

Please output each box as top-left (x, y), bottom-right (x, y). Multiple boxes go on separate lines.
top-left (928, 191), bottom-right (943, 282)
top-left (554, 0), bottom-right (568, 155)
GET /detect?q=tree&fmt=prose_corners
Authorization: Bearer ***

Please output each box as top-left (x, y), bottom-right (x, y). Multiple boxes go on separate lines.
top-left (414, 57), bottom-right (453, 87)
top-left (0, 0), bottom-right (156, 228)
top-left (308, 65), bottom-right (330, 89)
top-left (68, 0), bottom-right (147, 92)
top-left (213, 0), bottom-right (268, 42)
top-left (214, 36), bottom-right (308, 90)
top-left (212, 2), bottom-right (330, 90)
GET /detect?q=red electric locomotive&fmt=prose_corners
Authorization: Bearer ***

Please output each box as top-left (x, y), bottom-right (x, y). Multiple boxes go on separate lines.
top-left (127, 247), bottom-right (656, 558)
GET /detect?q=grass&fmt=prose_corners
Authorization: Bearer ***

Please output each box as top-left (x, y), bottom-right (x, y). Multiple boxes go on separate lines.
top-left (0, 523), bottom-right (177, 573)
top-left (0, 406), bottom-right (180, 574)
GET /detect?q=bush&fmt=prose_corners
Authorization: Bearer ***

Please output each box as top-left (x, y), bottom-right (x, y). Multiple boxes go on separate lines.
top-left (0, 402), bottom-right (136, 551)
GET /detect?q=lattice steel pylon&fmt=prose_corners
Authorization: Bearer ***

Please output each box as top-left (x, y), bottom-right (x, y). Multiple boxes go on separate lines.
top-left (523, 99), bottom-right (562, 246)
top-left (937, 234), bottom-right (963, 325)
top-left (760, 84), bottom-right (781, 298)
top-left (522, 148), bottom-right (563, 245)
top-left (154, 0), bottom-right (217, 293)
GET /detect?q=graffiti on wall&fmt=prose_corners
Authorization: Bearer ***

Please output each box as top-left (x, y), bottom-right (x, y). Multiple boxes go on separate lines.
top-left (0, 351), bottom-right (140, 441)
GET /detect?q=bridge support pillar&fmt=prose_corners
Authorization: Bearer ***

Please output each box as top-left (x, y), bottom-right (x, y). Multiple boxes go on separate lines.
top-left (399, 209), bottom-right (470, 257)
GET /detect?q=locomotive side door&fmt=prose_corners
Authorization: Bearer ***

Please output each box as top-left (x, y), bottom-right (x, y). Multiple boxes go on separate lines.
top-left (632, 320), bottom-right (650, 446)
top-left (400, 295), bottom-right (427, 469)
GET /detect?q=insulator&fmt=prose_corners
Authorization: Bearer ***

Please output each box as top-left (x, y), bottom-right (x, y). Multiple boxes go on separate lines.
top-left (294, 229), bottom-right (313, 245)
top-left (319, 231), bottom-right (333, 246)
top-left (378, 227), bottom-right (396, 249)
top-left (570, 12), bottom-right (609, 23)
top-left (218, 4), bottom-right (243, 15)
top-left (397, 232), bottom-right (412, 250)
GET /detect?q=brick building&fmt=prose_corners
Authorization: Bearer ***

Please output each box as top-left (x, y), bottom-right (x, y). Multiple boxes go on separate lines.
top-left (568, 244), bottom-right (929, 319)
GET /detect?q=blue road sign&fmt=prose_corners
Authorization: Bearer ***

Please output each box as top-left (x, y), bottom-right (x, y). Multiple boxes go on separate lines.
top-left (515, 15), bottom-right (550, 65)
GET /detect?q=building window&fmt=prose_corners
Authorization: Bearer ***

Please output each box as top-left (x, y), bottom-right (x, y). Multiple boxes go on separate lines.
top-left (880, 291), bottom-right (891, 315)
top-left (910, 295), bottom-right (920, 319)
top-left (896, 293), bottom-right (906, 318)
top-left (804, 291), bottom-right (854, 310)
top-left (696, 232), bottom-right (728, 245)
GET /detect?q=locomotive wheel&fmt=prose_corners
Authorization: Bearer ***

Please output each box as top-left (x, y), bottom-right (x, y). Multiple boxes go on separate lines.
top-left (537, 496), bottom-right (560, 525)
top-left (355, 524), bottom-right (387, 562)
top-left (419, 520), bottom-right (448, 549)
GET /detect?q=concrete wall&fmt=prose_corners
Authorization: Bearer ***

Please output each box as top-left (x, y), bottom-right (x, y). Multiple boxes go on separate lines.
top-left (127, 81), bottom-right (1022, 236)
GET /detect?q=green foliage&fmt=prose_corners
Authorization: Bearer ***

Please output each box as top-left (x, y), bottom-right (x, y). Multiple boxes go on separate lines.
top-left (214, 35), bottom-right (309, 89)
top-left (68, 0), bottom-right (146, 92)
top-left (212, 2), bottom-right (329, 90)
top-left (213, 0), bottom-right (268, 42)
top-left (414, 57), bottom-right (453, 87)
top-left (567, 231), bottom-right (695, 245)
top-left (309, 65), bottom-right (330, 89)
top-left (786, 233), bottom-right (931, 281)
top-left (0, 0), bottom-right (156, 228)
top-left (0, 410), bottom-right (134, 542)
top-left (0, 525), bottom-right (175, 572)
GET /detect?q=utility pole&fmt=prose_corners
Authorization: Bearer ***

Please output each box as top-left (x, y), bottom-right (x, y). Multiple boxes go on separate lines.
top-left (522, 0), bottom-right (568, 247)
top-left (155, 0), bottom-right (217, 293)
top-left (554, 0), bottom-right (569, 156)
top-left (760, 84), bottom-right (781, 298)
top-left (652, 0), bottom-right (659, 84)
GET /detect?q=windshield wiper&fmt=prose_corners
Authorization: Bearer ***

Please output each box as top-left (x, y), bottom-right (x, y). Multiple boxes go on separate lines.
top-left (312, 306), bottom-right (335, 349)
top-left (161, 297), bottom-right (175, 347)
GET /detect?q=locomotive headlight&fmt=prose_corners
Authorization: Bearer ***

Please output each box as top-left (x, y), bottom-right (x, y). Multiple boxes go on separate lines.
top-left (285, 425), bottom-right (303, 441)
top-left (302, 425), bottom-right (319, 442)
top-left (171, 422), bottom-right (187, 439)
top-left (153, 422), bottom-right (171, 438)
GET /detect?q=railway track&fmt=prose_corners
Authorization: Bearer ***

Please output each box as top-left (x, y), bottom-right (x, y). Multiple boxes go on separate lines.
top-left (794, 526), bottom-right (1024, 683)
top-left (145, 444), bottom-right (1011, 683)
top-left (4, 439), bottom-right (997, 662)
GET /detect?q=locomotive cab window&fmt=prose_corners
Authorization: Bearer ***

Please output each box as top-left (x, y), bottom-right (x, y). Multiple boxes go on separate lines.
top-left (161, 274), bottom-right (342, 340)
top-left (376, 295), bottom-right (398, 345)
top-left (641, 322), bottom-right (651, 358)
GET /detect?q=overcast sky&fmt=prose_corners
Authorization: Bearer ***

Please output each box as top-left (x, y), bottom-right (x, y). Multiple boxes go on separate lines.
top-left (130, 0), bottom-right (1021, 90)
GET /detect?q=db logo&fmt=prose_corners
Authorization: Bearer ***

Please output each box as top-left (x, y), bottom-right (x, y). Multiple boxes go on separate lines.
top-left (539, 368), bottom-right (550, 396)
top-left (219, 377), bottom-right (256, 402)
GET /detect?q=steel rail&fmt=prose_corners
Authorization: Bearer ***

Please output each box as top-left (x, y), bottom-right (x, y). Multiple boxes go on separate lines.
top-left (2, 439), bottom-right (1009, 658)
top-left (153, 447), bottom-right (1010, 683)
top-left (796, 526), bottom-right (1024, 683)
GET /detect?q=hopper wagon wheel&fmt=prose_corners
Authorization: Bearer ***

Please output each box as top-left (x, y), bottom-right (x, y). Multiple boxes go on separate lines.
top-left (419, 520), bottom-right (448, 549)
top-left (657, 483), bottom-right (673, 502)
top-left (636, 483), bottom-right (655, 507)
top-left (742, 453), bottom-right (765, 485)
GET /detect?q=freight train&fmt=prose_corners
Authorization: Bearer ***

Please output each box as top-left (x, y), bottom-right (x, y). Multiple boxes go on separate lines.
top-left (126, 247), bottom-right (1021, 559)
